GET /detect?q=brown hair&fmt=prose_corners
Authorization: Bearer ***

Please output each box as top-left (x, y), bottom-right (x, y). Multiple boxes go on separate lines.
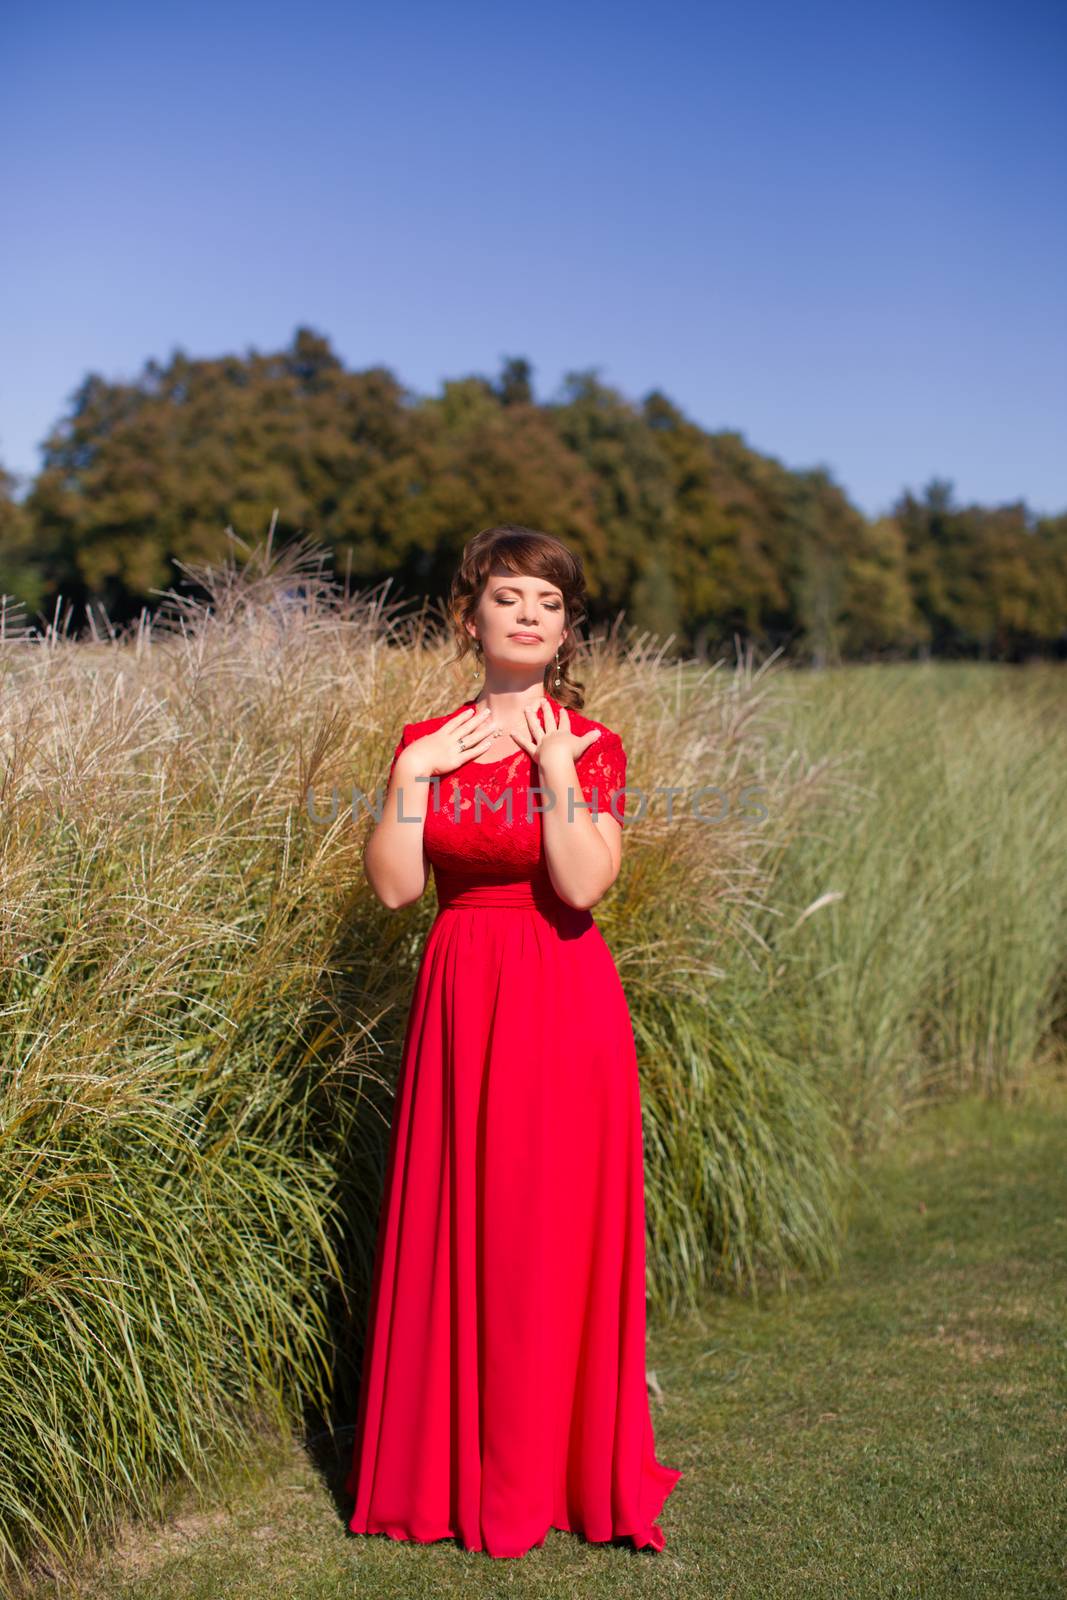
top-left (447, 525), bottom-right (589, 710)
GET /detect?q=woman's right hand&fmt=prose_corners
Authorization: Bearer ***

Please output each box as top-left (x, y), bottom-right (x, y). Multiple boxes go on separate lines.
top-left (399, 705), bottom-right (500, 778)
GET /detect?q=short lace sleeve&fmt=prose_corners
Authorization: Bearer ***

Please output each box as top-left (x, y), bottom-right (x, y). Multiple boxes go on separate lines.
top-left (578, 730), bottom-right (627, 820)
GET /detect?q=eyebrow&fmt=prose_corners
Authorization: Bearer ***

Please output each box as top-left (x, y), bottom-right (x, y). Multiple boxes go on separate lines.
top-left (491, 583), bottom-right (563, 598)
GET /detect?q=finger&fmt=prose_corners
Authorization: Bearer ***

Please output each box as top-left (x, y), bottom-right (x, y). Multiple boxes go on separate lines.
top-left (459, 721), bottom-right (497, 750)
top-left (452, 733), bottom-right (496, 767)
top-left (443, 705), bottom-right (480, 730)
top-left (454, 707), bottom-right (493, 739)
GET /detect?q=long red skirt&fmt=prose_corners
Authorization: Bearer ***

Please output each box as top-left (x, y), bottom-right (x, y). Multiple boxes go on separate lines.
top-left (345, 876), bottom-right (683, 1557)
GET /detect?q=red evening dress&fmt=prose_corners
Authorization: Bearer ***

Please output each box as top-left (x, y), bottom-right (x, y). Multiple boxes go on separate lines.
top-left (344, 692), bottom-right (683, 1558)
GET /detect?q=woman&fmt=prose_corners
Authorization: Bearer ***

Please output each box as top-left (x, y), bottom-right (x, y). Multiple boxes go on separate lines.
top-left (345, 524), bottom-right (682, 1558)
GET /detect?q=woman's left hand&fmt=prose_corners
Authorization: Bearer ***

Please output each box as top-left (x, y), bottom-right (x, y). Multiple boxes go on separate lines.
top-left (513, 698), bottom-right (601, 768)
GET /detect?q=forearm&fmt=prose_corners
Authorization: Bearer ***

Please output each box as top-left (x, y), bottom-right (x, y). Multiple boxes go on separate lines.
top-left (364, 750), bottom-right (434, 908)
top-left (537, 752), bottom-right (617, 910)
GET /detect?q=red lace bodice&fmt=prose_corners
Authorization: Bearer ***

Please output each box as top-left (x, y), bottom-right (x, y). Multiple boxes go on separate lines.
top-left (386, 693), bottom-right (627, 893)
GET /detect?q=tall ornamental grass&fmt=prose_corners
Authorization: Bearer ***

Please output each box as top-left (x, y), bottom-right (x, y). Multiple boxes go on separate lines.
top-left (1, 531), bottom-right (1062, 1586)
top-left (751, 662), bottom-right (1067, 1148)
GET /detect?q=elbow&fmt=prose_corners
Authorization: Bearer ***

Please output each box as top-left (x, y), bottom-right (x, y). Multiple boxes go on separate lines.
top-left (377, 887), bottom-right (422, 911)
top-left (564, 890), bottom-right (597, 912)
top-left (363, 854), bottom-right (423, 911)
top-left (561, 877), bottom-right (616, 912)
top-left (369, 874), bottom-right (423, 911)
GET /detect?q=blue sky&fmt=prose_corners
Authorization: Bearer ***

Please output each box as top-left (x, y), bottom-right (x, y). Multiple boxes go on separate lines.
top-left (2, 0), bottom-right (1064, 521)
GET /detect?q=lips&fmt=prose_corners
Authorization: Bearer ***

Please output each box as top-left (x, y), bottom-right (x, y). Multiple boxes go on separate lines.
top-left (509, 634), bottom-right (542, 642)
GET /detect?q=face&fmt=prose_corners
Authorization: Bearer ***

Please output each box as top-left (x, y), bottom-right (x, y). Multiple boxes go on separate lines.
top-left (466, 569), bottom-right (567, 674)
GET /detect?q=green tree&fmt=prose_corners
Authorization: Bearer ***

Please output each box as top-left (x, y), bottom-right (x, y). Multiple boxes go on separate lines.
top-left (0, 464), bottom-right (46, 624)
top-left (549, 370), bottom-right (679, 637)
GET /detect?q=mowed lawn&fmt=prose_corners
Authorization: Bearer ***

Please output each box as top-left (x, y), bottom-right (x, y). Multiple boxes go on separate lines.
top-left (42, 1075), bottom-right (1067, 1600)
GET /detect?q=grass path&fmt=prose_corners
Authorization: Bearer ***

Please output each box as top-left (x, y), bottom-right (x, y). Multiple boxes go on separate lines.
top-left (45, 1078), bottom-right (1067, 1600)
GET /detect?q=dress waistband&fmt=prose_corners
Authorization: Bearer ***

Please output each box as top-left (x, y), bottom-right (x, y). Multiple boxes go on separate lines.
top-left (433, 876), bottom-right (593, 929)
top-left (438, 882), bottom-right (538, 909)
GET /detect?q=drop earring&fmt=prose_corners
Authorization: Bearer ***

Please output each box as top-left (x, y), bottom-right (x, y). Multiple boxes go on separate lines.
top-left (471, 639), bottom-right (481, 682)
top-left (553, 649), bottom-right (562, 688)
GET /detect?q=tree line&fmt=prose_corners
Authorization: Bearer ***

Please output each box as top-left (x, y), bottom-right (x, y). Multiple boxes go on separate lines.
top-left (1, 326), bottom-right (1064, 661)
